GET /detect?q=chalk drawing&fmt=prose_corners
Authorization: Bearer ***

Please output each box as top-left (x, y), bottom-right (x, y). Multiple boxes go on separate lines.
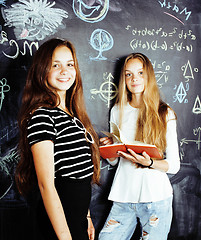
top-left (0, 121), bottom-right (18, 145)
top-left (164, 12), bottom-right (184, 25)
top-left (2, 0), bottom-right (68, 41)
top-left (173, 82), bottom-right (188, 103)
top-left (100, 159), bottom-right (114, 171)
top-left (158, 0), bottom-right (191, 22)
top-left (0, 30), bottom-right (9, 44)
top-left (90, 29), bottom-right (114, 61)
top-left (0, 147), bottom-right (19, 199)
top-left (0, 78), bottom-right (10, 111)
top-left (181, 60), bottom-right (199, 82)
top-left (2, 39), bottom-right (39, 59)
top-left (127, 26), bottom-right (195, 53)
top-left (0, 0), bottom-right (6, 7)
top-left (192, 96), bottom-right (201, 114)
top-left (73, 0), bottom-right (109, 23)
top-left (151, 60), bottom-right (170, 88)
top-left (180, 127), bottom-right (201, 150)
top-left (90, 72), bottom-right (118, 108)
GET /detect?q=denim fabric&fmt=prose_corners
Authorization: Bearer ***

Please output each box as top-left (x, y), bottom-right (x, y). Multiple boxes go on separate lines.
top-left (98, 196), bottom-right (173, 240)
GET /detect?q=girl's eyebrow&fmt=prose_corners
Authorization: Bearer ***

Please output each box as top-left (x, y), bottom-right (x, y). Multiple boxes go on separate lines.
top-left (52, 59), bottom-right (74, 63)
top-left (125, 68), bottom-right (143, 71)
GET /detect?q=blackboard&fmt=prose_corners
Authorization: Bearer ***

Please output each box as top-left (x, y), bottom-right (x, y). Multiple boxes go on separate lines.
top-left (0, 0), bottom-right (201, 239)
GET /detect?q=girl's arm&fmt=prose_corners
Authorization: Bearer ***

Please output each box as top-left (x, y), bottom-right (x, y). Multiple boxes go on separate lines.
top-left (117, 116), bottom-right (180, 173)
top-left (118, 149), bottom-right (169, 172)
top-left (31, 140), bottom-right (72, 240)
top-left (87, 210), bottom-right (95, 240)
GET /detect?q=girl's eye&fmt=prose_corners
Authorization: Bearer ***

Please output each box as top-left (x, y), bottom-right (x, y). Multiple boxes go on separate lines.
top-left (52, 64), bottom-right (60, 68)
top-left (125, 73), bottom-right (132, 77)
top-left (68, 63), bottom-right (74, 67)
top-left (139, 71), bottom-right (143, 75)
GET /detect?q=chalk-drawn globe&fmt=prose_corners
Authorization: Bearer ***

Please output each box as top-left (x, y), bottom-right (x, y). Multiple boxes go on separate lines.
top-left (90, 29), bottom-right (114, 60)
top-left (90, 29), bottom-right (114, 51)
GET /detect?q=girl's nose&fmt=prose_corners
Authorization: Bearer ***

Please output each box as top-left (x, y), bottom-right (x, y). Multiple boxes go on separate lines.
top-left (131, 76), bottom-right (138, 82)
top-left (61, 67), bottom-right (67, 75)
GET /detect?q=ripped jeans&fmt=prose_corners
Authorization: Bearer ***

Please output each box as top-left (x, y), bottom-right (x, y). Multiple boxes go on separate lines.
top-left (98, 196), bottom-right (173, 240)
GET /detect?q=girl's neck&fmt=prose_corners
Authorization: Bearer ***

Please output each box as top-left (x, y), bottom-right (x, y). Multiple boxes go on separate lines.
top-left (130, 94), bottom-right (142, 108)
top-left (57, 93), bottom-right (69, 114)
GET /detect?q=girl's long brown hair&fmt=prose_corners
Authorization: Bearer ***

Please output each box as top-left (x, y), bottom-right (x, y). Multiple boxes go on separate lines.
top-left (117, 53), bottom-right (176, 156)
top-left (15, 38), bottom-right (100, 195)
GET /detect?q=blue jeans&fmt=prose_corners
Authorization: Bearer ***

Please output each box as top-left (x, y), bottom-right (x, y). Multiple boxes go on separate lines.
top-left (98, 196), bottom-right (173, 240)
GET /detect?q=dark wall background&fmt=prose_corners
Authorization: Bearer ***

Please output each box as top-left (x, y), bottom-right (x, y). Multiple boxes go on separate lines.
top-left (0, 0), bottom-right (201, 239)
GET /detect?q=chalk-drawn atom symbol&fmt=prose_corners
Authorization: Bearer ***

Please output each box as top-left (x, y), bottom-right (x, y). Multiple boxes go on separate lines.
top-left (72, 0), bottom-right (109, 23)
top-left (90, 73), bottom-right (118, 107)
top-left (90, 29), bottom-right (114, 61)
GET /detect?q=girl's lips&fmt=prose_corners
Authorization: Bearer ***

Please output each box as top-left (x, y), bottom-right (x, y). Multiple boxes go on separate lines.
top-left (57, 78), bottom-right (70, 82)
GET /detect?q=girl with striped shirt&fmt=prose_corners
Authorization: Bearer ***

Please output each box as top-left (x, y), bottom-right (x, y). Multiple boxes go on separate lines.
top-left (15, 39), bottom-right (100, 240)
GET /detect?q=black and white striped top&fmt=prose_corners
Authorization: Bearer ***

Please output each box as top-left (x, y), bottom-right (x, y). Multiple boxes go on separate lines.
top-left (27, 107), bottom-right (94, 180)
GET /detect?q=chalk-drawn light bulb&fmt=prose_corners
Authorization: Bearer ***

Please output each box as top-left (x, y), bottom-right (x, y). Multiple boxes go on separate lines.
top-left (90, 29), bottom-right (114, 61)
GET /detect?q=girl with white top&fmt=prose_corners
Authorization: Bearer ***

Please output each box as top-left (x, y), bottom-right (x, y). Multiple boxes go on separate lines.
top-left (98, 53), bottom-right (180, 240)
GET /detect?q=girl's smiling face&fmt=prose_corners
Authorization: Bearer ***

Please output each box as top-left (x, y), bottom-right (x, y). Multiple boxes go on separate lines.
top-left (125, 58), bottom-right (146, 96)
top-left (47, 45), bottom-right (76, 96)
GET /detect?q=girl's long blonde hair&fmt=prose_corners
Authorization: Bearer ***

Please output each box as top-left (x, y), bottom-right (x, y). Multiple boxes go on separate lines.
top-left (16, 39), bottom-right (100, 195)
top-left (116, 53), bottom-right (176, 156)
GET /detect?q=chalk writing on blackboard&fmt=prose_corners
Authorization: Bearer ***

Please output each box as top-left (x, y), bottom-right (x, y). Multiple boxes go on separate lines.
top-left (1, 33), bottom-right (39, 59)
top-left (192, 96), bottom-right (201, 115)
top-left (72, 0), bottom-right (109, 23)
top-left (2, 0), bottom-right (68, 41)
top-left (181, 60), bottom-right (199, 82)
top-left (173, 82), bottom-right (189, 103)
top-left (90, 29), bottom-right (114, 61)
top-left (126, 26), bottom-right (196, 53)
top-left (130, 39), bottom-right (193, 52)
top-left (0, 30), bottom-right (8, 44)
top-left (126, 26), bottom-right (196, 40)
top-left (151, 60), bottom-right (170, 88)
top-left (0, 78), bottom-right (10, 111)
top-left (158, 0), bottom-right (191, 21)
top-left (180, 127), bottom-right (201, 151)
top-left (90, 72), bottom-right (118, 108)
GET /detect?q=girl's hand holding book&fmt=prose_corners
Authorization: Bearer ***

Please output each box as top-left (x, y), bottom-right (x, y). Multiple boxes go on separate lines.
top-left (117, 148), bottom-right (153, 167)
top-left (99, 137), bottom-right (113, 146)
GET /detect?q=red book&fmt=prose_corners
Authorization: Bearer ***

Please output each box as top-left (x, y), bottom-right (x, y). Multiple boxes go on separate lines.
top-left (99, 122), bottom-right (162, 159)
top-left (99, 142), bottom-right (162, 159)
